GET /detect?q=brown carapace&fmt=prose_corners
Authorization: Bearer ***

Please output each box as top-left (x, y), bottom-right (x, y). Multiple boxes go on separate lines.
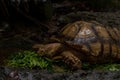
top-left (33, 21), bottom-right (120, 69)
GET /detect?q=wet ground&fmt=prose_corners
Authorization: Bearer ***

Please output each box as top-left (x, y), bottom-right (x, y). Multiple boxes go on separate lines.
top-left (0, 11), bottom-right (120, 80)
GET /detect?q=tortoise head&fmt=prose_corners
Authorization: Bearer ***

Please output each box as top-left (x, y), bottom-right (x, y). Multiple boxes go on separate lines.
top-left (33, 44), bottom-right (47, 56)
top-left (32, 43), bottom-right (62, 57)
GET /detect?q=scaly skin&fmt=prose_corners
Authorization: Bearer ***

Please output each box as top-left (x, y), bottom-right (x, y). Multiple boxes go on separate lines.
top-left (33, 43), bottom-right (82, 69)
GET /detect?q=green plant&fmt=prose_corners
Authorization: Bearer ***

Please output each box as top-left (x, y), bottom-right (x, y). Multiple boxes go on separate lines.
top-left (6, 50), bottom-right (53, 70)
top-left (82, 63), bottom-right (120, 71)
top-left (94, 64), bottom-right (120, 71)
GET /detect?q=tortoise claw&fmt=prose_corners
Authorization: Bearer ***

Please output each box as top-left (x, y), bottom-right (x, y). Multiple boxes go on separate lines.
top-left (61, 50), bottom-right (82, 69)
top-left (52, 56), bottom-right (63, 60)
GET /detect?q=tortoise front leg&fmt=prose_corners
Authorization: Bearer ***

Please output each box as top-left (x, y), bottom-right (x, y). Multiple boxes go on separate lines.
top-left (60, 50), bottom-right (82, 69)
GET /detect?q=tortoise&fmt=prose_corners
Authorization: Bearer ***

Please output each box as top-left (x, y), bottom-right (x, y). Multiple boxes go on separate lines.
top-left (33, 21), bottom-right (120, 69)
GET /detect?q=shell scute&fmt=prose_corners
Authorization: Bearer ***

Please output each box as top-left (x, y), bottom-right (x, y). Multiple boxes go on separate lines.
top-left (59, 21), bottom-right (120, 59)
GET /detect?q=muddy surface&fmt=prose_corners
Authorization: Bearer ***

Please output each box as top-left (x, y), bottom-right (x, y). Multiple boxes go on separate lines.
top-left (0, 11), bottom-right (120, 79)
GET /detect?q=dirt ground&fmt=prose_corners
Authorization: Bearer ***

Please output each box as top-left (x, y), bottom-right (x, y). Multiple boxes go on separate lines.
top-left (0, 66), bottom-right (120, 80)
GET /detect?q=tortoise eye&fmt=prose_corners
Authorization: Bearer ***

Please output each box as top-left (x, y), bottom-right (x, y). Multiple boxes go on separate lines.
top-left (40, 48), bottom-right (45, 52)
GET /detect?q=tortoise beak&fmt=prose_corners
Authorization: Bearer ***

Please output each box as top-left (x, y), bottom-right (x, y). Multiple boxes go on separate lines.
top-left (32, 44), bottom-right (45, 54)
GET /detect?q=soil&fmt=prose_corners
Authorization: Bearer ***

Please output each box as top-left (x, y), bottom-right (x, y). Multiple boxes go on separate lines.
top-left (57, 11), bottom-right (120, 28)
top-left (0, 11), bottom-right (120, 79)
top-left (0, 66), bottom-right (120, 80)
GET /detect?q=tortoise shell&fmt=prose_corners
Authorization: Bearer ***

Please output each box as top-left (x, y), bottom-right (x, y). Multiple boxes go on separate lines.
top-left (33, 21), bottom-right (120, 68)
top-left (58, 21), bottom-right (120, 57)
